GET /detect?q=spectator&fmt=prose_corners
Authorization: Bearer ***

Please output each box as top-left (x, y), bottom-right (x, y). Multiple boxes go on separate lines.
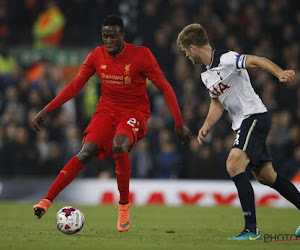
top-left (130, 138), bottom-right (153, 178)
top-left (0, 0), bottom-right (8, 40)
top-left (13, 126), bottom-right (39, 175)
top-left (61, 124), bottom-right (82, 163)
top-left (155, 142), bottom-right (181, 178)
top-left (32, 0), bottom-right (65, 49)
top-left (36, 128), bottom-right (51, 167)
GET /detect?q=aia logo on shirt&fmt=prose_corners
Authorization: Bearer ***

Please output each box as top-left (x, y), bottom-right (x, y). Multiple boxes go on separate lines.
top-left (208, 82), bottom-right (230, 96)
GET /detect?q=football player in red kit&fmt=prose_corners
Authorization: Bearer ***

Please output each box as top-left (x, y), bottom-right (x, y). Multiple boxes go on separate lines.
top-left (32, 15), bottom-right (192, 232)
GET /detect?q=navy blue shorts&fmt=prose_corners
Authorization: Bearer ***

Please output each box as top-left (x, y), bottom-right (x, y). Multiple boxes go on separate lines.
top-left (232, 112), bottom-right (272, 168)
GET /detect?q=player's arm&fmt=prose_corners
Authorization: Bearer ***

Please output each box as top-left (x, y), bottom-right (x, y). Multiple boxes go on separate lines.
top-left (198, 98), bottom-right (224, 145)
top-left (245, 55), bottom-right (295, 83)
top-left (142, 48), bottom-right (192, 145)
top-left (31, 53), bottom-right (96, 131)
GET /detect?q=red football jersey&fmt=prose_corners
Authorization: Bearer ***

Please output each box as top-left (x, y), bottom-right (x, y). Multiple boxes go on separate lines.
top-left (45, 42), bottom-right (184, 126)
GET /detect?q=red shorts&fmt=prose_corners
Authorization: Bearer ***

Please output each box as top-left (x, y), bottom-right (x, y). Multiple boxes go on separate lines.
top-left (82, 110), bottom-right (149, 160)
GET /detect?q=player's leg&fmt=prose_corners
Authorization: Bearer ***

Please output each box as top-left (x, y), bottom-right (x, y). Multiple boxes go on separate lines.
top-left (113, 134), bottom-right (131, 204)
top-left (252, 161), bottom-right (300, 236)
top-left (252, 161), bottom-right (300, 209)
top-left (113, 115), bottom-right (145, 232)
top-left (226, 148), bottom-right (260, 240)
top-left (228, 113), bottom-right (271, 240)
top-left (44, 141), bottom-right (99, 200)
top-left (33, 142), bottom-right (99, 218)
top-left (113, 134), bottom-right (132, 232)
top-left (33, 112), bottom-right (114, 219)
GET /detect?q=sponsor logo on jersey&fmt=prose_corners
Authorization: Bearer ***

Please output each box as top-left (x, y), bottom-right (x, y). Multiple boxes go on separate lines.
top-left (207, 82), bottom-right (230, 96)
top-left (100, 72), bottom-right (132, 85)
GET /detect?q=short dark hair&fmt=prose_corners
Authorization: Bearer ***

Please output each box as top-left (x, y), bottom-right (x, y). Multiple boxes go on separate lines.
top-left (102, 15), bottom-right (124, 33)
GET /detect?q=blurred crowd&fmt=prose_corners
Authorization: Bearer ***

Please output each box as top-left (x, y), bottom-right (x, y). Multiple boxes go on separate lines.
top-left (0, 0), bottom-right (300, 180)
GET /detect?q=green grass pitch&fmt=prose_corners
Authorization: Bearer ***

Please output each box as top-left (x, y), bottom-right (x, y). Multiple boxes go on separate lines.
top-left (0, 202), bottom-right (299, 250)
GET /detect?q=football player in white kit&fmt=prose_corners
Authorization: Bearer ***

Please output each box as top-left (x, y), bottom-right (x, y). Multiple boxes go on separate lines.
top-left (177, 23), bottom-right (299, 240)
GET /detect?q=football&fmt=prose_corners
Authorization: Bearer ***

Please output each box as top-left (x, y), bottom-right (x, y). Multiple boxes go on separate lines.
top-left (56, 206), bottom-right (84, 234)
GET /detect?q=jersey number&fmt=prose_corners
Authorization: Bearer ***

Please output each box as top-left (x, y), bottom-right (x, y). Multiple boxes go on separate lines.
top-left (233, 130), bottom-right (240, 146)
top-left (127, 118), bottom-right (139, 132)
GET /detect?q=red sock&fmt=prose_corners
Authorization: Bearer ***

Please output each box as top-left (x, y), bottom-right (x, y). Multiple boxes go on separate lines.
top-left (113, 152), bottom-right (131, 204)
top-left (45, 156), bottom-right (84, 201)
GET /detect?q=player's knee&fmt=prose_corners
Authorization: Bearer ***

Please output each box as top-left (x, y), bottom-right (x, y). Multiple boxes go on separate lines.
top-left (256, 175), bottom-right (273, 185)
top-left (77, 151), bottom-right (91, 163)
top-left (256, 174), bottom-right (274, 186)
top-left (77, 143), bottom-right (98, 164)
top-left (112, 144), bottom-right (129, 155)
top-left (253, 165), bottom-right (277, 186)
top-left (226, 157), bottom-right (243, 177)
top-left (112, 135), bottom-right (131, 155)
top-left (226, 150), bottom-right (249, 177)
top-left (256, 176), bottom-right (269, 185)
top-left (226, 165), bottom-right (241, 177)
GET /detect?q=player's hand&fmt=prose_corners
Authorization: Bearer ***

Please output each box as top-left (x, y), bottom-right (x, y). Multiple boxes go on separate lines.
top-left (175, 125), bottom-right (192, 146)
top-left (278, 70), bottom-right (295, 83)
top-left (31, 108), bottom-right (48, 132)
top-left (197, 123), bottom-right (210, 145)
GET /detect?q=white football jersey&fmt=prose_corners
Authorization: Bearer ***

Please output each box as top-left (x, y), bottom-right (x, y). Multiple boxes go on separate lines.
top-left (200, 50), bottom-right (267, 130)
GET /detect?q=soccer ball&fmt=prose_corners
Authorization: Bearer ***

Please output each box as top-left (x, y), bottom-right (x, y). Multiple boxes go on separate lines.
top-left (56, 206), bottom-right (84, 234)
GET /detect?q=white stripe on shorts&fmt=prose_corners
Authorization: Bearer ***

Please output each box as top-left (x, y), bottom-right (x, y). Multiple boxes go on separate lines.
top-left (243, 119), bottom-right (257, 151)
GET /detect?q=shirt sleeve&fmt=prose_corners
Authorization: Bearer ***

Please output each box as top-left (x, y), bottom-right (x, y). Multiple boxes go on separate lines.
top-left (141, 48), bottom-right (184, 126)
top-left (222, 51), bottom-right (248, 73)
top-left (45, 52), bottom-right (96, 112)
